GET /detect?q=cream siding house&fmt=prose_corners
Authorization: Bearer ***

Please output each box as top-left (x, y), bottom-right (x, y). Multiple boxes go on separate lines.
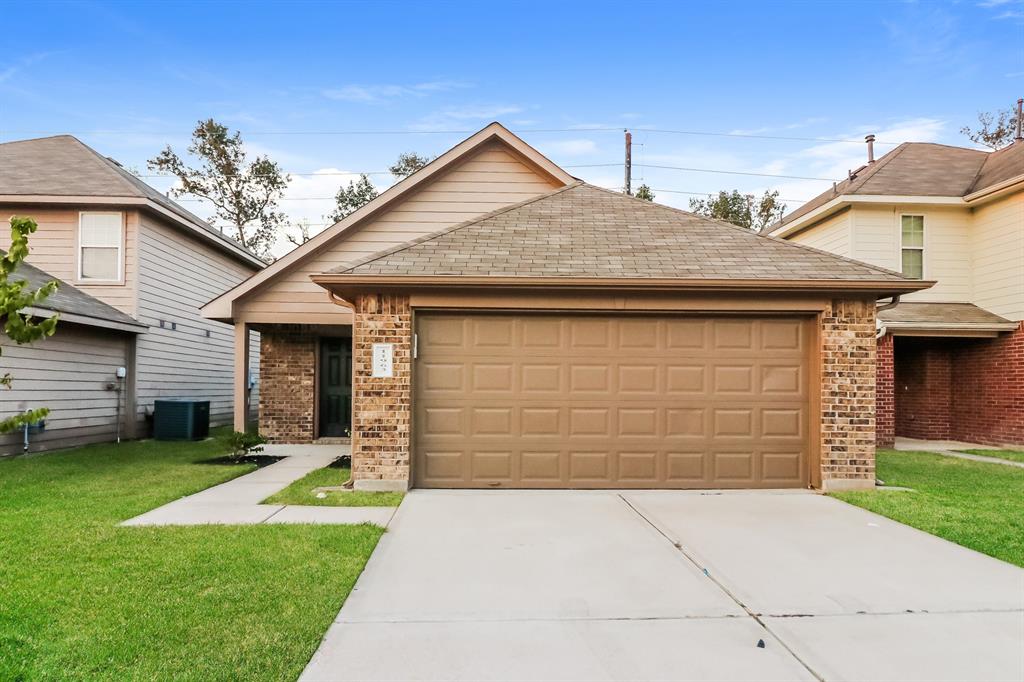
top-left (0, 135), bottom-right (264, 453)
top-left (770, 139), bottom-right (1024, 446)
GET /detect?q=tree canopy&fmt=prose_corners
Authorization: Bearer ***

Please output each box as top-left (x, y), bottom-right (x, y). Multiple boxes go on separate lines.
top-left (148, 119), bottom-right (289, 258)
top-left (961, 107), bottom-right (1020, 150)
top-left (389, 152), bottom-right (433, 180)
top-left (689, 189), bottom-right (786, 233)
top-left (328, 174), bottom-right (380, 224)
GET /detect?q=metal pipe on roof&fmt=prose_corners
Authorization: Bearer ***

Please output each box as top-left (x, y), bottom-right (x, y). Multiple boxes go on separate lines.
top-left (865, 134), bottom-right (876, 163)
top-left (1016, 98), bottom-right (1022, 141)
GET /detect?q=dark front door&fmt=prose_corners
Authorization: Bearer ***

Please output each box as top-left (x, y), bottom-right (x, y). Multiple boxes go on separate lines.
top-left (319, 337), bottom-right (352, 437)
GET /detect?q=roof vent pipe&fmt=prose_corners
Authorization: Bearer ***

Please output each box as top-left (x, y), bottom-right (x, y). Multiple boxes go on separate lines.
top-left (1016, 98), bottom-right (1022, 141)
top-left (865, 134), bottom-right (876, 163)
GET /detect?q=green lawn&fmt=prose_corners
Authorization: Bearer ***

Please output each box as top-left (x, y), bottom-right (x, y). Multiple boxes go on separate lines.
top-left (833, 449), bottom-right (1024, 568)
top-left (960, 449), bottom-right (1024, 464)
top-left (0, 433), bottom-right (384, 681)
top-left (264, 464), bottom-right (404, 507)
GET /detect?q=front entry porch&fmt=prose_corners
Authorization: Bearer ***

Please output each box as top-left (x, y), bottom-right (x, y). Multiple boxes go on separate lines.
top-left (238, 323), bottom-right (353, 443)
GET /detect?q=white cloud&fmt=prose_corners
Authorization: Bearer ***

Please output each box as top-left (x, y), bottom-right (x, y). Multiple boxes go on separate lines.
top-left (409, 104), bottom-right (524, 131)
top-left (321, 80), bottom-right (470, 103)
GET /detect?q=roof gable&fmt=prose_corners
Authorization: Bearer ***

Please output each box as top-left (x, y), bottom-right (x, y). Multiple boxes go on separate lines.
top-left (322, 183), bottom-right (919, 287)
top-left (201, 122), bottom-right (574, 320)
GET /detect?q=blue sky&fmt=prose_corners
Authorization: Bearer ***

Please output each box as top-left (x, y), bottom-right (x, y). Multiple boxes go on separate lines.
top-left (2, 0), bottom-right (1022, 254)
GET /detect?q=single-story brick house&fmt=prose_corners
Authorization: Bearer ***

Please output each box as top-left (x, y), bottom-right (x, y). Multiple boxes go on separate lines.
top-left (203, 123), bottom-right (929, 492)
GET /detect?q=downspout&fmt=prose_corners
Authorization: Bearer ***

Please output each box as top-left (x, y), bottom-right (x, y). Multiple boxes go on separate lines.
top-left (876, 295), bottom-right (900, 338)
top-left (325, 289), bottom-right (356, 488)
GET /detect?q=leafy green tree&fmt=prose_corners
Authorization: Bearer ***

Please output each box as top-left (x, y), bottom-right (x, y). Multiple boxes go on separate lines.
top-left (634, 184), bottom-right (655, 201)
top-left (0, 216), bottom-right (59, 433)
top-left (328, 174), bottom-right (379, 223)
top-left (148, 119), bottom-right (289, 257)
top-left (689, 189), bottom-right (786, 233)
top-left (389, 152), bottom-right (433, 179)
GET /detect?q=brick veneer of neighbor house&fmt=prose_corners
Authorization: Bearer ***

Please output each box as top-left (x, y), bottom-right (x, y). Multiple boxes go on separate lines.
top-left (258, 327), bottom-right (316, 443)
top-left (876, 334), bottom-right (895, 448)
top-left (819, 298), bottom-right (878, 491)
top-left (952, 322), bottom-right (1024, 445)
top-left (347, 295), bottom-right (879, 492)
top-left (350, 293), bottom-right (412, 491)
top-left (894, 323), bottom-right (1024, 447)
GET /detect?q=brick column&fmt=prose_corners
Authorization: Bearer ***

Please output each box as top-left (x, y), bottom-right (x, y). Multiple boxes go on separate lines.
top-left (259, 327), bottom-right (316, 443)
top-left (352, 293), bottom-right (412, 491)
top-left (820, 298), bottom-right (877, 491)
top-left (875, 333), bottom-right (895, 448)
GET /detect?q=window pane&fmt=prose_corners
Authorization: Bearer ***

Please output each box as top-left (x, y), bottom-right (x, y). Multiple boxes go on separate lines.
top-left (81, 247), bottom-right (119, 280)
top-left (80, 213), bottom-right (122, 247)
top-left (902, 249), bottom-right (923, 279)
top-left (901, 215), bottom-right (924, 247)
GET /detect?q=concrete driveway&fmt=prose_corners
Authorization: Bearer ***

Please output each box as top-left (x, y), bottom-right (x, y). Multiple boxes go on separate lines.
top-left (301, 490), bottom-right (1024, 682)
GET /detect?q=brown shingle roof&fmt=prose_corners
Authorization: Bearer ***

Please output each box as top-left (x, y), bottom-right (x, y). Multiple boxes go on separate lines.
top-left (328, 183), bottom-right (914, 283)
top-left (971, 140), bottom-right (1024, 194)
top-left (12, 259), bottom-right (145, 331)
top-left (878, 302), bottom-right (1016, 327)
top-left (0, 135), bottom-right (258, 261)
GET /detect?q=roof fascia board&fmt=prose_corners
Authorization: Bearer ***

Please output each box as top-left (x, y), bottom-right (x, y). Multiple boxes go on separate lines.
top-left (23, 306), bottom-right (147, 333)
top-left (0, 194), bottom-right (264, 268)
top-left (771, 194), bottom-right (968, 237)
top-left (882, 321), bottom-right (1020, 332)
top-left (200, 123), bottom-right (574, 320)
top-left (964, 174), bottom-right (1024, 203)
top-left (311, 273), bottom-right (934, 296)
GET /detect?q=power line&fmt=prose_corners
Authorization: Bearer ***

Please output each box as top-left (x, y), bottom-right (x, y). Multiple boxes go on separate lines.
top-left (0, 126), bottom-right (899, 145)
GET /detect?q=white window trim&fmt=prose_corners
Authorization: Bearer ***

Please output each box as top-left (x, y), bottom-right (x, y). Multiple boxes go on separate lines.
top-left (899, 212), bottom-right (926, 280)
top-left (77, 211), bottom-right (124, 284)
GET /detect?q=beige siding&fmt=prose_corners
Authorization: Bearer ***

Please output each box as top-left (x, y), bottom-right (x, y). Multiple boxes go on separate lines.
top-left (236, 142), bottom-right (561, 322)
top-left (0, 324), bottom-right (130, 455)
top-left (12, 206), bottom-right (139, 317)
top-left (787, 210), bottom-right (851, 256)
top-left (135, 214), bottom-right (260, 427)
top-left (898, 205), bottom-right (972, 303)
top-left (972, 192), bottom-right (1024, 321)
top-left (849, 206), bottom-right (899, 272)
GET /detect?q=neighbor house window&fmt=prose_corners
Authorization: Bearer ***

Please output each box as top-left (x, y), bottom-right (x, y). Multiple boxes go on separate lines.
top-left (901, 215), bottom-right (924, 279)
top-left (78, 212), bottom-right (123, 281)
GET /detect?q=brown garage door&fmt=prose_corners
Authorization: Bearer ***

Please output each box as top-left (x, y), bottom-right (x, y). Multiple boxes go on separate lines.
top-left (414, 313), bottom-right (810, 489)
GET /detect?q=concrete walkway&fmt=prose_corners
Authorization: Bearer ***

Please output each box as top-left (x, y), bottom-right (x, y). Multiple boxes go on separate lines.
top-left (301, 490), bottom-right (1024, 682)
top-left (895, 437), bottom-right (1024, 469)
top-left (121, 443), bottom-right (396, 527)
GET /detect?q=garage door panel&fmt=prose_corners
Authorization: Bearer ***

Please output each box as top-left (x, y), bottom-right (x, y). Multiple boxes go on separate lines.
top-left (414, 314), bottom-right (810, 489)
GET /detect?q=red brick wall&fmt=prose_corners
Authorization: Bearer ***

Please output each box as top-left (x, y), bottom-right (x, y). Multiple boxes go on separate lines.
top-left (259, 327), bottom-right (316, 443)
top-left (950, 322), bottom-right (1024, 446)
top-left (890, 324), bottom-right (1024, 447)
top-left (876, 334), bottom-right (895, 448)
top-left (351, 293), bottom-right (412, 488)
top-left (894, 341), bottom-right (952, 440)
top-left (819, 298), bottom-right (877, 490)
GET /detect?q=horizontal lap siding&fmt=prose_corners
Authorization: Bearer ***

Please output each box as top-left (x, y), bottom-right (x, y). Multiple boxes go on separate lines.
top-left (136, 215), bottom-right (260, 428)
top-left (237, 143), bottom-right (561, 320)
top-left (15, 206), bottom-right (139, 317)
top-left (972, 193), bottom-right (1023, 321)
top-left (790, 210), bottom-right (851, 256)
top-left (0, 324), bottom-right (130, 454)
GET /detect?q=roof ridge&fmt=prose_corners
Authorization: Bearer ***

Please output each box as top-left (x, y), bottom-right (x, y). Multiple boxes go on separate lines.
top-left (967, 140), bottom-right (1019, 193)
top-left (581, 183), bottom-right (913, 281)
top-left (332, 181), bottom-right (584, 274)
top-left (64, 136), bottom-right (147, 199)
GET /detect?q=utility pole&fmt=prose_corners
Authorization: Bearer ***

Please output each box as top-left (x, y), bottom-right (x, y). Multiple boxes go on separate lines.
top-left (624, 129), bottom-right (632, 195)
top-left (1016, 98), bottom-right (1023, 141)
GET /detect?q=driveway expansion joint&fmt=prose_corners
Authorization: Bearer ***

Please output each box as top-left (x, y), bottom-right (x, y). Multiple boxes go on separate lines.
top-left (617, 493), bottom-right (827, 682)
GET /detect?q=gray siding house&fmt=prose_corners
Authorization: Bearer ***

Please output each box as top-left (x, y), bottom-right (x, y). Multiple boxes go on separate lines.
top-left (0, 135), bottom-right (264, 454)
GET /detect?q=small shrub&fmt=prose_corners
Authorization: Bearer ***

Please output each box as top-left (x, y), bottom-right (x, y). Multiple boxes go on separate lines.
top-left (223, 431), bottom-right (267, 460)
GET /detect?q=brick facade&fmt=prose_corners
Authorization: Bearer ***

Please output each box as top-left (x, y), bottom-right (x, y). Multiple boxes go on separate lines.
top-left (889, 323), bottom-right (1024, 447)
top-left (350, 293), bottom-right (412, 490)
top-left (258, 327), bottom-right (316, 443)
top-left (875, 334), bottom-right (895, 448)
top-left (819, 298), bottom-right (877, 490)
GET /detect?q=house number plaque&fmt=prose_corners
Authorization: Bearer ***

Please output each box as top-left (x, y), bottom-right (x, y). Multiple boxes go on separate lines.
top-left (371, 343), bottom-right (394, 378)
